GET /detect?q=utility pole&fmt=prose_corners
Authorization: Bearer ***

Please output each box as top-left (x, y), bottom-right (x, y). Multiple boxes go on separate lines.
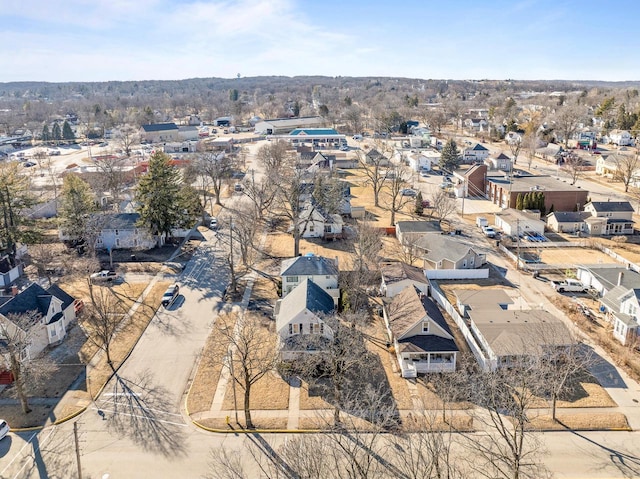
top-left (73, 422), bottom-right (82, 479)
top-left (228, 348), bottom-right (239, 424)
top-left (516, 218), bottom-right (521, 271)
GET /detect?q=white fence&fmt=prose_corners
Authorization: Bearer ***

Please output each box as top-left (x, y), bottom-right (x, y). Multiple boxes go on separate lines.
top-left (426, 268), bottom-right (489, 280)
top-left (428, 281), bottom-right (491, 371)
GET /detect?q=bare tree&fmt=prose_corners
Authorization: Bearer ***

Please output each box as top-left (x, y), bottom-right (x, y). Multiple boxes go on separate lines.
top-left (0, 311), bottom-right (53, 413)
top-left (553, 103), bottom-right (584, 147)
top-left (189, 151), bottom-right (235, 206)
top-left (423, 107), bottom-right (448, 134)
top-left (561, 153), bottom-right (586, 185)
top-left (114, 124), bottom-right (140, 157)
top-left (92, 155), bottom-right (129, 209)
top-left (242, 168), bottom-right (277, 221)
top-left (507, 136), bottom-right (522, 165)
top-left (25, 243), bottom-right (62, 287)
top-left (229, 203), bottom-right (261, 267)
top-left (357, 150), bottom-right (388, 208)
top-left (256, 140), bottom-right (294, 174)
top-left (81, 283), bottom-right (128, 369)
top-left (614, 152), bottom-right (640, 192)
top-left (384, 163), bottom-right (412, 226)
top-left (430, 189), bottom-right (457, 225)
top-left (351, 222), bottom-right (383, 274)
top-left (213, 312), bottom-right (279, 429)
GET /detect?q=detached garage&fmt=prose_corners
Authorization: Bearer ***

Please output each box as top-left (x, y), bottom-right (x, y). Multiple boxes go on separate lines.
top-left (494, 209), bottom-right (545, 236)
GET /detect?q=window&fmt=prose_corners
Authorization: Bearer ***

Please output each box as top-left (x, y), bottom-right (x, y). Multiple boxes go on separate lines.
top-left (96, 237), bottom-right (103, 245)
top-left (115, 229), bottom-right (119, 236)
top-left (310, 323), bottom-right (320, 334)
top-left (289, 323), bottom-right (303, 335)
top-left (324, 225), bottom-right (332, 233)
top-left (287, 276), bottom-right (299, 283)
top-left (115, 238), bottom-right (120, 247)
top-left (422, 321), bottom-right (430, 333)
top-left (309, 224), bottom-right (315, 232)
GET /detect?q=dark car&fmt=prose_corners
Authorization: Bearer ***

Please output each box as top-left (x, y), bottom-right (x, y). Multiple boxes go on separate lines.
top-left (161, 284), bottom-right (179, 307)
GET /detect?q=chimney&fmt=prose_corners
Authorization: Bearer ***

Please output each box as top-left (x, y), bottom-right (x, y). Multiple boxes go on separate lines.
top-left (618, 271), bottom-right (624, 286)
top-left (11, 285), bottom-right (18, 296)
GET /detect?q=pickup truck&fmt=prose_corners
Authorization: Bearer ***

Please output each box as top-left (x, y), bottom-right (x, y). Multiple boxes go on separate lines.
top-left (90, 270), bottom-right (120, 284)
top-left (551, 279), bottom-right (586, 293)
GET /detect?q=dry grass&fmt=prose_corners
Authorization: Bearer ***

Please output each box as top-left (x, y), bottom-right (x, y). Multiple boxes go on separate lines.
top-left (538, 247), bottom-right (614, 265)
top-left (222, 370), bottom-right (290, 410)
top-left (263, 232), bottom-right (355, 268)
top-left (299, 381), bottom-right (333, 410)
top-left (400, 412), bottom-right (475, 432)
top-left (526, 412), bottom-right (630, 431)
top-left (87, 281), bottom-right (170, 398)
top-left (186, 312), bottom-right (237, 415)
top-left (364, 317), bottom-right (414, 410)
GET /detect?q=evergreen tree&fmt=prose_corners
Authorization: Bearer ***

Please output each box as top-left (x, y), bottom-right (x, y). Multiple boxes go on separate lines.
top-left (515, 193), bottom-right (524, 210)
top-left (135, 151), bottom-right (182, 238)
top-left (41, 124), bottom-right (50, 142)
top-left (229, 89), bottom-right (239, 102)
top-left (62, 120), bottom-right (75, 140)
top-left (414, 191), bottom-right (424, 215)
top-left (51, 122), bottom-right (62, 142)
top-left (59, 174), bottom-right (96, 243)
top-left (440, 139), bottom-right (460, 171)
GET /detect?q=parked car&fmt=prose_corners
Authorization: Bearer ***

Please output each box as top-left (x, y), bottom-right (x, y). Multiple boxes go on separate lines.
top-left (340, 145), bottom-right (349, 151)
top-left (234, 183), bottom-right (243, 192)
top-left (23, 161), bottom-right (36, 167)
top-left (420, 170), bottom-right (429, 177)
top-left (209, 217), bottom-right (218, 230)
top-left (482, 226), bottom-right (496, 238)
top-left (161, 284), bottom-right (180, 307)
top-left (0, 419), bottom-right (9, 440)
top-left (401, 188), bottom-right (417, 197)
top-left (551, 279), bottom-right (586, 293)
top-left (90, 270), bottom-right (120, 284)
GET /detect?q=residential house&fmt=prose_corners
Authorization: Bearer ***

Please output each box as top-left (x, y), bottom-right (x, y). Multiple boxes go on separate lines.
top-left (295, 202), bottom-right (344, 241)
top-left (140, 123), bottom-right (180, 143)
top-left (577, 266), bottom-right (640, 297)
top-left (413, 235), bottom-right (486, 271)
top-left (380, 262), bottom-right (429, 298)
top-left (454, 288), bottom-right (573, 368)
top-left (406, 150), bottom-right (438, 172)
top-left (484, 152), bottom-right (513, 172)
top-left (395, 220), bottom-right (441, 246)
top-left (383, 285), bottom-right (458, 377)
top-left (280, 254), bottom-right (339, 305)
top-left (505, 132), bottom-right (522, 144)
top-left (595, 155), bottom-right (620, 177)
top-left (274, 279), bottom-right (334, 360)
top-left (583, 201), bottom-right (635, 235)
top-left (494, 209), bottom-right (545, 237)
top-left (608, 130), bottom-right (633, 146)
top-left (0, 283), bottom-right (77, 362)
top-left (365, 148), bottom-right (390, 166)
top-left (463, 118), bottom-right (488, 133)
top-left (546, 211), bottom-right (590, 233)
top-left (535, 143), bottom-right (564, 163)
top-left (600, 285), bottom-right (640, 346)
top-left (462, 143), bottom-right (490, 163)
top-left (94, 213), bottom-right (163, 250)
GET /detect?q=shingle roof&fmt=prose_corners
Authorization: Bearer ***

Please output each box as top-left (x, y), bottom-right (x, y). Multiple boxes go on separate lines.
top-left (398, 335), bottom-right (458, 354)
top-left (0, 283), bottom-right (50, 317)
top-left (386, 286), bottom-right (453, 339)
top-left (548, 211), bottom-right (589, 223)
top-left (471, 143), bottom-right (488, 151)
top-left (380, 262), bottom-right (428, 285)
top-left (0, 256), bottom-right (13, 274)
top-left (413, 235), bottom-right (478, 264)
top-left (586, 201), bottom-right (634, 213)
top-left (141, 123), bottom-right (178, 132)
top-left (46, 284), bottom-right (75, 310)
top-left (100, 213), bottom-right (140, 230)
top-left (280, 255), bottom-right (338, 277)
top-left (276, 279), bottom-right (335, 331)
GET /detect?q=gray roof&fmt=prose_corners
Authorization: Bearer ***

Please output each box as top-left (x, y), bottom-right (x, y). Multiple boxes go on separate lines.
top-left (396, 221), bottom-right (441, 234)
top-left (178, 125), bottom-right (198, 131)
top-left (387, 285), bottom-right (453, 339)
top-left (487, 174), bottom-right (584, 193)
top-left (579, 266), bottom-right (640, 293)
top-left (611, 311), bottom-right (638, 327)
top-left (586, 201), bottom-right (634, 213)
top-left (413, 235), bottom-right (478, 263)
top-left (600, 285), bottom-right (634, 312)
top-left (46, 284), bottom-right (75, 310)
top-left (276, 279), bottom-right (334, 331)
top-left (280, 255), bottom-right (338, 277)
top-left (548, 211), bottom-right (589, 223)
top-left (0, 283), bottom-right (51, 318)
top-left (100, 213), bottom-right (140, 230)
top-left (380, 262), bottom-right (428, 285)
top-left (141, 123), bottom-right (178, 132)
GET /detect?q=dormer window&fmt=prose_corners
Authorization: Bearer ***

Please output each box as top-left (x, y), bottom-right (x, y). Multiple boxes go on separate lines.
top-left (422, 321), bottom-right (430, 333)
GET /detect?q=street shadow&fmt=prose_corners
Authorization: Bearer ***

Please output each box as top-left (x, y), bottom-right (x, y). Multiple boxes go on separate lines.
top-left (16, 426), bottom-right (75, 479)
top-left (0, 435), bottom-right (11, 458)
top-left (562, 423), bottom-right (640, 478)
top-left (587, 345), bottom-right (627, 389)
top-left (102, 371), bottom-right (187, 457)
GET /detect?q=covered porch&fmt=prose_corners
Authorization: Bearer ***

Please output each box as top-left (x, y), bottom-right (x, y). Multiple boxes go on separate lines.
top-left (399, 352), bottom-right (456, 378)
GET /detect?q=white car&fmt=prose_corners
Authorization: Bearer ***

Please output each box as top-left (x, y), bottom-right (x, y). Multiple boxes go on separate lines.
top-left (0, 419), bottom-right (9, 440)
top-left (161, 284), bottom-right (180, 307)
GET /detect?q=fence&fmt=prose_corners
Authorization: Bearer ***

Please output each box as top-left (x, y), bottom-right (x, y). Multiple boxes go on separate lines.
top-left (426, 268), bottom-right (489, 280)
top-left (428, 281), bottom-right (491, 370)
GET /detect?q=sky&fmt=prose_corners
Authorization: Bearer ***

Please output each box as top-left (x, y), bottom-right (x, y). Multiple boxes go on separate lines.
top-left (2, 0), bottom-right (640, 83)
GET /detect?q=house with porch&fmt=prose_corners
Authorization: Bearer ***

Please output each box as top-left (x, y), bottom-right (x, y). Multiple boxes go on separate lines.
top-left (274, 279), bottom-right (335, 360)
top-left (583, 201), bottom-right (635, 236)
top-left (383, 285), bottom-right (458, 378)
top-left (0, 283), bottom-right (77, 362)
top-left (462, 143), bottom-right (490, 163)
top-left (600, 285), bottom-right (640, 346)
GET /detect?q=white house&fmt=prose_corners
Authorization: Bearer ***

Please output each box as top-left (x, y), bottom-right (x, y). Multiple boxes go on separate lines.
top-left (380, 262), bottom-right (429, 298)
top-left (94, 213), bottom-right (162, 250)
top-left (600, 286), bottom-right (640, 346)
top-left (384, 285), bottom-right (458, 378)
top-left (413, 235), bottom-right (487, 271)
top-left (546, 211), bottom-right (589, 234)
top-left (608, 130), bottom-right (633, 146)
top-left (295, 203), bottom-right (344, 240)
top-left (406, 150), bottom-right (440, 172)
top-left (583, 201), bottom-right (635, 236)
top-left (0, 283), bottom-right (77, 362)
top-left (462, 143), bottom-right (490, 163)
top-left (484, 152), bottom-right (513, 172)
top-left (274, 279), bottom-right (334, 360)
top-left (0, 255), bottom-right (23, 288)
top-left (280, 254), bottom-right (339, 305)
top-left (178, 125), bottom-right (199, 141)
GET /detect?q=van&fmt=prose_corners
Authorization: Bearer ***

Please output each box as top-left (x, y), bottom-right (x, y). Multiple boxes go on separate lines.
top-left (476, 217), bottom-right (488, 228)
